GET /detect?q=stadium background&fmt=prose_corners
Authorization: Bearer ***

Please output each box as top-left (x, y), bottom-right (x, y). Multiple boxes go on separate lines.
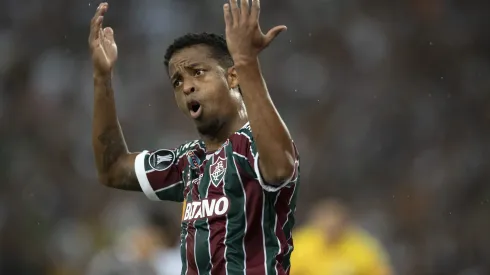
top-left (1, 0), bottom-right (490, 274)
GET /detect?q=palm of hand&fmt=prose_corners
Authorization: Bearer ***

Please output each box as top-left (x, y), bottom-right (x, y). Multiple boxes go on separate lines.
top-left (89, 3), bottom-right (117, 74)
top-left (92, 31), bottom-right (117, 73)
top-left (223, 0), bottom-right (286, 63)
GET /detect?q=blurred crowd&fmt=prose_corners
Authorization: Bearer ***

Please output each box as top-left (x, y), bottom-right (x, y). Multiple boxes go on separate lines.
top-left (1, 0), bottom-right (490, 274)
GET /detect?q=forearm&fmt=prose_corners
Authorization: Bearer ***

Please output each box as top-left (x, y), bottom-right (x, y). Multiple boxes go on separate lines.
top-left (92, 74), bottom-right (139, 190)
top-left (235, 58), bottom-right (295, 183)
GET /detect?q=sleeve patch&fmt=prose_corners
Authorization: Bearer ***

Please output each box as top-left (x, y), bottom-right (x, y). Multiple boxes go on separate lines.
top-left (148, 149), bottom-right (176, 171)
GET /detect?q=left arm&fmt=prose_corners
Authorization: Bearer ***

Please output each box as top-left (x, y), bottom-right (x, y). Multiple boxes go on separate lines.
top-left (235, 59), bottom-right (295, 184)
top-left (224, 0), bottom-right (295, 185)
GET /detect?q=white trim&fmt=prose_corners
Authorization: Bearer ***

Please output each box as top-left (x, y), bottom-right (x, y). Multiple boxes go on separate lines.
top-left (154, 181), bottom-right (182, 193)
top-left (254, 153), bottom-right (297, 192)
top-left (134, 151), bottom-right (161, 201)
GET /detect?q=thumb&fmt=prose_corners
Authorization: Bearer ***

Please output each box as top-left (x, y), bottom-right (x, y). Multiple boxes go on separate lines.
top-left (103, 27), bottom-right (114, 41)
top-left (264, 25), bottom-right (287, 46)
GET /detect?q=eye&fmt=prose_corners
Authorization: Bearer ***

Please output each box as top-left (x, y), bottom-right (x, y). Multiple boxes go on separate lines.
top-left (173, 79), bottom-right (183, 88)
top-left (194, 69), bottom-right (205, 76)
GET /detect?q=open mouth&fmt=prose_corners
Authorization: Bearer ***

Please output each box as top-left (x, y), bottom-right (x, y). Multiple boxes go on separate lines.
top-left (188, 100), bottom-right (202, 119)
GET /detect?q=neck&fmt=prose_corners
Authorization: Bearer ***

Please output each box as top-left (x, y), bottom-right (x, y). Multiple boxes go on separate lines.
top-left (201, 115), bottom-right (248, 152)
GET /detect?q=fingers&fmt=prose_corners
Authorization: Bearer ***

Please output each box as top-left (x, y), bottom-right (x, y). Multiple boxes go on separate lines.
top-left (250, 0), bottom-right (260, 21)
top-left (103, 27), bottom-right (114, 42)
top-left (230, 0), bottom-right (240, 26)
top-left (223, 4), bottom-right (233, 28)
top-left (264, 25), bottom-right (287, 46)
top-left (89, 3), bottom-right (108, 46)
top-left (240, 0), bottom-right (250, 21)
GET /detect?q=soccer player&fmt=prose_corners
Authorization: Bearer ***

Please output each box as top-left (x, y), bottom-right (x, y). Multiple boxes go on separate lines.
top-left (89, 1), bottom-right (300, 274)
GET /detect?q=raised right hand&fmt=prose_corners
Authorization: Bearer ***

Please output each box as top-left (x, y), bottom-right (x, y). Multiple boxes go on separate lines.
top-left (89, 2), bottom-right (117, 76)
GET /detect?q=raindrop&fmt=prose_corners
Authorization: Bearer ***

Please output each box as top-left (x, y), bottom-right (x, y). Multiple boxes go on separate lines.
top-left (429, 41), bottom-right (433, 46)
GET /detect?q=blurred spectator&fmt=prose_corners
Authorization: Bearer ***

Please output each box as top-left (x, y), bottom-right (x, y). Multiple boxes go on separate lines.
top-left (291, 199), bottom-right (392, 275)
top-left (85, 211), bottom-right (181, 275)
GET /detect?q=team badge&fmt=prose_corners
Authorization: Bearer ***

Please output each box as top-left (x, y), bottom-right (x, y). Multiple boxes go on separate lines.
top-left (210, 156), bottom-right (227, 187)
top-left (148, 149), bottom-right (175, 171)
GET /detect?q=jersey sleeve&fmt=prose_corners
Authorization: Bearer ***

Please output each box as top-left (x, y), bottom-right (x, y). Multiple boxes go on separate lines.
top-left (232, 124), bottom-right (300, 192)
top-left (134, 144), bottom-right (189, 202)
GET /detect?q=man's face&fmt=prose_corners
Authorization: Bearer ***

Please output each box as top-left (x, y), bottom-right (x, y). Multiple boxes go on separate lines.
top-left (168, 44), bottom-right (241, 136)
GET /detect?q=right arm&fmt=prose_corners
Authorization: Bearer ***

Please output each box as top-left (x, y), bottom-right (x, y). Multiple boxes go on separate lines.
top-left (89, 2), bottom-right (140, 191)
top-left (92, 75), bottom-right (140, 191)
top-left (89, 3), bottom-right (187, 202)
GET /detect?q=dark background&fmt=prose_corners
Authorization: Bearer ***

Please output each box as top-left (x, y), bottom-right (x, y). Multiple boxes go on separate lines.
top-left (1, 0), bottom-right (489, 274)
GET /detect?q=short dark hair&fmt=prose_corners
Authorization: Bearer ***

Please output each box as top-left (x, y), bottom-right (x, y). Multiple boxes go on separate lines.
top-left (164, 32), bottom-right (234, 69)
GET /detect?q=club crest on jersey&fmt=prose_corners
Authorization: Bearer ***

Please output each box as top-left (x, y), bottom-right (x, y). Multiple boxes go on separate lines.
top-left (210, 156), bottom-right (227, 187)
top-left (148, 149), bottom-right (175, 171)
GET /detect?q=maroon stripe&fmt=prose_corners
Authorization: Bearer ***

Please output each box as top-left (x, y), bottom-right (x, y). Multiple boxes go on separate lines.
top-left (242, 173), bottom-right (266, 274)
top-left (147, 164), bottom-right (182, 191)
top-left (208, 211), bottom-right (227, 275)
top-left (229, 134), bottom-right (255, 164)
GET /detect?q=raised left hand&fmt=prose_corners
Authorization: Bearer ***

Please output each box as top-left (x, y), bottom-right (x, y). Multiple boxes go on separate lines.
top-left (223, 0), bottom-right (287, 65)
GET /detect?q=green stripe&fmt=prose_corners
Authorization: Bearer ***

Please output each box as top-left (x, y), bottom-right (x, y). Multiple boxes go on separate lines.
top-left (263, 192), bottom-right (281, 275)
top-left (195, 161), bottom-right (212, 274)
top-left (180, 167), bottom-right (192, 275)
top-left (224, 145), bottom-right (247, 274)
top-left (237, 127), bottom-right (258, 178)
top-left (281, 181), bottom-right (299, 271)
top-left (235, 153), bottom-right (255, 177)
top-left (155, 183), bottom-right (184, 202)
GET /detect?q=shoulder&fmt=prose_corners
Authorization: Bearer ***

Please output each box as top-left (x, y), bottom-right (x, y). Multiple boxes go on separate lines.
top-left (231, 122), bottom-right (253, 142)
top-left (228, 123), bottom-right (255, 150)
top-left (174, 140), bottom-right (205, 159)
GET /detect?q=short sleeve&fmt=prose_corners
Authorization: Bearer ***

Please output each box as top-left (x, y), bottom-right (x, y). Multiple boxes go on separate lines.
top-left (134, 148), bottom-right (185, 202)
top-left (232, 124), bottom-right (300, 192)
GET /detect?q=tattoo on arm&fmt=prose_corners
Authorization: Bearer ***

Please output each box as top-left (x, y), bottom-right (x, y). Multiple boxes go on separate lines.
top-left (98, 126), bottom-right (127, 173)
top-left (97, 126), bottom-right (140, 191)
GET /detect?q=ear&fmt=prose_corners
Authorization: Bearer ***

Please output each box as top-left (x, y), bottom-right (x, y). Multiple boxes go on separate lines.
top-left (226, 66), bottom-right (239, 90)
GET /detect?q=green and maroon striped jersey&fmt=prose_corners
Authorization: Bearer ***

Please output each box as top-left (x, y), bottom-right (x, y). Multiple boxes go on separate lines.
top-left (134, 123), bottom-right (300, 275)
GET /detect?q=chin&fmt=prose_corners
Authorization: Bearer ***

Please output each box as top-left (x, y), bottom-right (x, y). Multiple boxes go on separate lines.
top-left (195, 118), bottom-right (224, 137)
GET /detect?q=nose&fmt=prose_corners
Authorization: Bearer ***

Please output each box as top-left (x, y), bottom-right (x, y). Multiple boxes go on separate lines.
top-left (183, 81), bottom-right (196, 95)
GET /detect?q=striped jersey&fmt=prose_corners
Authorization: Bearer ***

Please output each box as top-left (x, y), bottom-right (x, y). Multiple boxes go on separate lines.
top-left (134, 123), bottom-right (300, 275)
